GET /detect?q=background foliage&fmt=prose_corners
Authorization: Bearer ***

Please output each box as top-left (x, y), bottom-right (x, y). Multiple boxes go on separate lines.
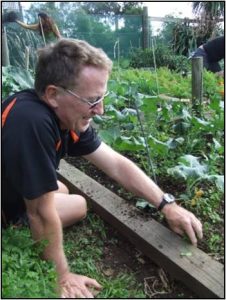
top-left (2, 1), bottom-right (224, 298)
top-left (3, 1), bottom-right (224, 71)
top-left (2, 227), bottom-right (57, 298)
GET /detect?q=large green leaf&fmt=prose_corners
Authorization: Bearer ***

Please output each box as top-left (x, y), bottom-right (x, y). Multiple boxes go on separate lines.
top-left (204, 175), bottom-right (224, 192)
top-left (178, 155), bottom-right (205, 168)
top-left (167, 165), bottom-right (206, 180)
top-left (115, 136), bottom-right (145, 151)
top-left (168, 154), bottom-right (208, 179)
top-left (105, 105), bottom-right (126, 121)
top-left (2, 66), bottom-right (34, 89)
top-left (167, 154), bottom-right (224, 191)
top-left (121, 108), bottom-right (137, 116)
top-left (98, 128), bottom-right (121, 145)
top-left (93, 115), bottom-right (104, 124)
top-left (148, 134), bottom-right (169, 155)
top-left (166, 137), bottom-right (185, 149)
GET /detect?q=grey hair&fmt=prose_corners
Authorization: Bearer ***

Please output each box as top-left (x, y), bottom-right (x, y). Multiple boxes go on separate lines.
top-left (35, 38), bottom-right (113, 96)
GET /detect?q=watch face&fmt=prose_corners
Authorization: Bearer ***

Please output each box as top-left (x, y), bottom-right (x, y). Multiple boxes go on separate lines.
top-left (163, 193), bottom-right (175, 203)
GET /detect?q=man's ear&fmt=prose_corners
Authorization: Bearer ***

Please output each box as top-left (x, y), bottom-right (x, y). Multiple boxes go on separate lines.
top-left (44, 85), bottom-right (59, 108)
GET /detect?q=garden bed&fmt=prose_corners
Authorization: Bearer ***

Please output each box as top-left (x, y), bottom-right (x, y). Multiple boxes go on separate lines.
top-left (2, 63), bottom-right (224, 298)
top-left (65, 155), bottom-right (224, 263)
top-left (59, 159), bottom-right (224, 298)
top-left (64, 212), bottom-right (197, 299)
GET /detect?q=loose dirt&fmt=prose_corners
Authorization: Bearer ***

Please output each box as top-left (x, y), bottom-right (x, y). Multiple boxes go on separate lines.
top-left (65, 156), bottom-right (198, 298)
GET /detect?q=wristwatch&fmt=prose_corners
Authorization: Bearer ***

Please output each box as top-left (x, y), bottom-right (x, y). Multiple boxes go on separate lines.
top-left (158, 193), bottom-right (175, 211)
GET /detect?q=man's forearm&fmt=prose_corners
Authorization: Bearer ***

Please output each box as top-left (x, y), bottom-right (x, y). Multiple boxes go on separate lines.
top-left (25, 197), bottom-right (69, 278)
top-left (113, 156), bottom-right (164, 208)
top-left (86, 143), bottom-right (203, 245)
top-left (85, 144), bottom-right (164, 208)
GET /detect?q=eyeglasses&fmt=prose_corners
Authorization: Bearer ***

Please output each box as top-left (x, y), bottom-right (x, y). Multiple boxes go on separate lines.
top-left (60, 87), bottom-right (109, 108)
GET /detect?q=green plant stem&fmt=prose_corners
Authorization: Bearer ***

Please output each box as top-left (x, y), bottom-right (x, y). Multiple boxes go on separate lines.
top-left (134, 99), bottom-right (157, 184)
top-left (188, 177), bottom-right (202, 193)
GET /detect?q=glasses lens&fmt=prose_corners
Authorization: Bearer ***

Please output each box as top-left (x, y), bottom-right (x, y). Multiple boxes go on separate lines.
top-left (90, 97), bottom-right (102, 108)
top-left (89, 91), bottom-right (109, 107)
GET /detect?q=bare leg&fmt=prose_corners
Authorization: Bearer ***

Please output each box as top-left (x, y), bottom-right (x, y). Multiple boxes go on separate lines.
top-left (56, 180), bottom-right (70, 194)
top-left (55, 180), bottom-right (87, 228)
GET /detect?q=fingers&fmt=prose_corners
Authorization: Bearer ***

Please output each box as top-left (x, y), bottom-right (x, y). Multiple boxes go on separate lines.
top-left (165, 205), bottom-right (203, 245)
top-left (192, 217), bottom-right (203, 240)
top-left (173, 222), bottom-right (197, 246)
top-left (172, 223), bottom-right (197, 245)
top-left (76, 287), bottom-right (94, 298)
top-left (61, 284), bottom-right (74, 298)
top-left (183, 222), bottom-right (198, 246)
top-left (60, 274), bottom-right (102, 299)
top-left (85, 277), bottom-right (102, 290)
top-left (173, 227), bottom-right (184, 236)
top-left (181, 214), bottom-right (203, 246)
top-left (61, 285), bottom-right (94, 298)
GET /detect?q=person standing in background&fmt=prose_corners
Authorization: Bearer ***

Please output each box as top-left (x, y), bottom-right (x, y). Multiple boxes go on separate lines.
top-left (192, 36), bottom-right (224, 77)
top-left (3, 11), bottom-right (61, 44)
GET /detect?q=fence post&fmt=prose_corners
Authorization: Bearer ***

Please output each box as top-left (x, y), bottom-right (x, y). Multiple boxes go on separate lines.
top-left (2, 27), bottom-right (10, 66)
top-left (192, 57), bottom-right (203, 115)
top-left (142, 6), bottom-right (148, 49)
top-left (25, 46), bottom-right (30, 71)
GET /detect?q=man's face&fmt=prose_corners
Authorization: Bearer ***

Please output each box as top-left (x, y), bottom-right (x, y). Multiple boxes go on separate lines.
top-left (54, 66), bottom-right (109, 132)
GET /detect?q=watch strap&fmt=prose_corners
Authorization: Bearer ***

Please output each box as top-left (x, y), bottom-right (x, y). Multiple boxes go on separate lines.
top-left (158, 193), bottom-right (175, 211)
top-left (157, 199), bottom-right (167, 211)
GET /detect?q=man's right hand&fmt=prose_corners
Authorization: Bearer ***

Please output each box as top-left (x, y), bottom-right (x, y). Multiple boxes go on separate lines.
top-left (162, 202), bottom-right (203, 246)
top-left (59, 272), bottom-right (102, 298)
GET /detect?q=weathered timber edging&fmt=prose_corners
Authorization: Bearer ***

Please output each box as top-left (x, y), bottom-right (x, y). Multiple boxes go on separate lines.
top-left (58, 159), bottom-right (224, 298)
top-left (158, 94), bottom-right (191, 103)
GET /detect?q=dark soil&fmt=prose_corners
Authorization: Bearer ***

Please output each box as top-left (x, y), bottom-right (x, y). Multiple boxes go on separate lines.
top-left (99, 222), bottom-right (197, 299)
top-left (65, 155), bottom-right (224, 265)
top-left (65, 156), bottom-right (199, 298)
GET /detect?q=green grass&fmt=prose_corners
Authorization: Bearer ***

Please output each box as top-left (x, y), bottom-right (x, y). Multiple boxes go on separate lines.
top-left (2, 226), bottom-right (57, 298)
top-left (2, 213), bottom-right (146, 298)
top-left (64, 213), bottom-right (146, 298)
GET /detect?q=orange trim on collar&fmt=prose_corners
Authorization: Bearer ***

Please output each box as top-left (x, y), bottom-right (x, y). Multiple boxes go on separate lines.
top-left (55, 139), bottom-right (62, 151)
top-left (70, 130), bottom-right (79, 143)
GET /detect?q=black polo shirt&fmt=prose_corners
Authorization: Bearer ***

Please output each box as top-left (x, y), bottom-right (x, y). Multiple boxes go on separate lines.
top-left (203, 36), bottom-right (225, 63)
top-left (2, 89), bottom-right (101, 221)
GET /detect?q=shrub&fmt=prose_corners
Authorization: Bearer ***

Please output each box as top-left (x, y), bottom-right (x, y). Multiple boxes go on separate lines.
top-left (2, 66), bottom-right (34, 99)
top-left (129, 45), bottom-right (190, 73)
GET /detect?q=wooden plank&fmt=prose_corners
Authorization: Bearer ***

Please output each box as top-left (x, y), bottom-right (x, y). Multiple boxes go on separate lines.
top-left (58, 159), bottom-right (224, 298)
top-left (158, 94), bottom-right (190, 103)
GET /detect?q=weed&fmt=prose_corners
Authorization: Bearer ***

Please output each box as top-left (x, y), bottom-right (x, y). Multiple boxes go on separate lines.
top-left (64, 213), bottom-right (146, 298)
top-left (2, 226), bottom-right (58, 298)
top-left (2, 213), bottom-right (146, 298)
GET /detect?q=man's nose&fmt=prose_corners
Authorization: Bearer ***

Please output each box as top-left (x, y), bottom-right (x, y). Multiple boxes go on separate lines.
top-left (91, 101), bottom-right (104, 115)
